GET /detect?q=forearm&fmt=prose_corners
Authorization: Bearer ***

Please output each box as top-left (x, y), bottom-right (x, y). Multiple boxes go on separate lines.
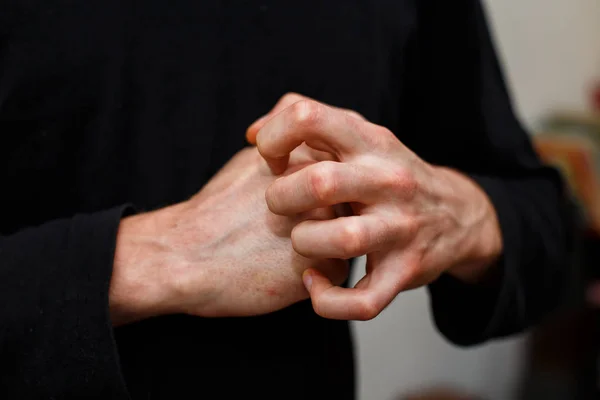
top-left (430, 166), bottom-right (503, 284)
top-left (429, 167), bottom-right (573, 345)
top-left (110, 210), bottom-right (166, 326)
top-left (110, 203), bottom-right (191, 326)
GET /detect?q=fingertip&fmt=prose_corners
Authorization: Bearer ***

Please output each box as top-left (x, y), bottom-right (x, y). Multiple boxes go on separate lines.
top-left (246, 115), bottom-right (268, 144)
top-left (302, 269), bottom-right (314, 292)
top-left (306, 268), bottom-right (335, 292)
top-left (264, 182), bottom-right (284, 215)
top-left (246, 129), bottom-right (257, 145)
top-left (267, 156), bottom-right (289, 175)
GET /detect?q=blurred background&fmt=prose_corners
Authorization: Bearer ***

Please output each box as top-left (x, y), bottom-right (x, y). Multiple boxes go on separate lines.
top-left (350, 0), bottom-right (600, 399)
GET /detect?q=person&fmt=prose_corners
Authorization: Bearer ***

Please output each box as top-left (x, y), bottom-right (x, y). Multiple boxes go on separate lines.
top-left (0, 0), bottom-right (572, 399)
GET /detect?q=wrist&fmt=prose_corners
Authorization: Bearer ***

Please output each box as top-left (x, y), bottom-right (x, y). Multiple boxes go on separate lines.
top-left (109, 204), bottom-right (186, 325)
top-left (431, 166), bottom-right (503, 284)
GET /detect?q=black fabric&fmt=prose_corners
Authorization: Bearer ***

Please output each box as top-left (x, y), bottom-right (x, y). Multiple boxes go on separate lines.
top-left (0, 0), bottom-right (571, 399)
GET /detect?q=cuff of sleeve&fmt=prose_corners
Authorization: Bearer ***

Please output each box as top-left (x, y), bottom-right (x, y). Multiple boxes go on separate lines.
top-left (1, 205), bottom-right (135, 398)
top-left (428, 174), bottom-right (524, 346)
top-left (64, 204), bottom-right (136, 398)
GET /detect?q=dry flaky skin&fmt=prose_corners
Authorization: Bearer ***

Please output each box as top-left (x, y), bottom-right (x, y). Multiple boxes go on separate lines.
top-left (175, 147), bottom-right (349, 317)
top-left (111, 146), bottom-right (348, 324)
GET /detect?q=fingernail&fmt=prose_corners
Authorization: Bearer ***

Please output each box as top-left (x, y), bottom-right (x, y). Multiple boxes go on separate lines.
top-left (303, 270), bottom-right (313, 291)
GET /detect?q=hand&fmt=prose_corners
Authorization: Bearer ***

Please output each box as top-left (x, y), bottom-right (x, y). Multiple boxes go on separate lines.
top-left (109, 146), bottom-right (348, 325)
top-left (247, 93), bottom-right (503, 320)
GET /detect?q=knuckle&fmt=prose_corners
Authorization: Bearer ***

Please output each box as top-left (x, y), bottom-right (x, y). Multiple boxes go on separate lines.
top-left (344, 109), bottom-right (365, 121)
top-left (378, 126), bottom-right (397, 142)
top-left (401, 259), bottom-right (424, 284)
top-left (282, 92), bottom-right (303, 104)
top-left (355, 296), bottom-right (380, 321)
top-left (364, 126), bottom-right (395, 149)
top-left (402, 267), bottom-right (419, 284)
top-left (339, 220), bottom-right (368, 257)
top-left (388, 167), bottom-right (418, 198)
top-left (290, 100), bottom-right (321, 127)
top-left (400, 217), bottom-right (420, 240)
top-left (308, 162), bottom-right (338, 203)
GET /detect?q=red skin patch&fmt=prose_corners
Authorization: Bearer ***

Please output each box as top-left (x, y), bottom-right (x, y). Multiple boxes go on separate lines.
top-left (266, 288), bottom-right (278, 297)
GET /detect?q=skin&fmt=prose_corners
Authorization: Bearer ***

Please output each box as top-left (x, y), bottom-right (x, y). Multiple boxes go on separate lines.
top-left (247, 93), bottom-right (503, 320)
top-left (109, 92), bottom-right (503, 325)
top-left (110, 146), bottom-right (348, 326)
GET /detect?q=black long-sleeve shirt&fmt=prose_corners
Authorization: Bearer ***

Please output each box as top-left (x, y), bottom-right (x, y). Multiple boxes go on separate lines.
top-left (0, 0), bottom-right (571, 399)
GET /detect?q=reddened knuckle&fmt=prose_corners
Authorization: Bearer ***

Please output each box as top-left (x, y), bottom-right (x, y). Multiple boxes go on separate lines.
top-left (308, 162), bottom-right (337, 202)
top-left (283, 92), bottom-right (302, 103)
top-left (378, 126), bottom-right (397, 142)
top-left (373, 125), bottom-right (392, 135)
top-left (364, 126), bottom-right (394, 148)
top-left (389, 167), bottom-right (417, 196)
top-left (291, 100), bottom-right (321, 127)
top-left (339, 220), bottom-right (368, 256)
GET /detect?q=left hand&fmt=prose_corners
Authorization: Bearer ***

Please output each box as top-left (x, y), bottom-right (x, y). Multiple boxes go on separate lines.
top-left (247, 93), bottom-right (503, 320)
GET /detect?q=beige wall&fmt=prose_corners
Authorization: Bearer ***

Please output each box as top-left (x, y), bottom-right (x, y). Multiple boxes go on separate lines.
top-left (488, 0), bottom-right (600, 129)
top-left (353, 1), bottom-right (600, 399)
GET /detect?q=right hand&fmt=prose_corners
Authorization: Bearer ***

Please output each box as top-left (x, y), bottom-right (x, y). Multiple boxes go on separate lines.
top-left (110, 147), bottom-right (349, 324)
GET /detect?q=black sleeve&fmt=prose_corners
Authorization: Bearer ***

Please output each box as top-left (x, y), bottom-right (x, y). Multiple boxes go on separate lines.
top-left (403, 0), bottom-right (574, 346)
top-left (0, 206), bottom-right (132, 399)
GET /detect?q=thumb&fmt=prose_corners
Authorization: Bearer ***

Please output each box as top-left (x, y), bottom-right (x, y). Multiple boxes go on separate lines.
top-left (303, 268), bottom-right (334, 292)
top-left (302, 268), bottom-right (341, 319)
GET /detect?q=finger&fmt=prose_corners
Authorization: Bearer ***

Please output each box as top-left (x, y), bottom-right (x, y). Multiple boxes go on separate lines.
top-left (266, 161), bottom-right (387, 215)
top-left (246, 115), bottom-right (268, 144)
top-left (292, 215), bottom-right (394, 259)
top-left (246, 93), bottom-right (307, 143)
top-left (256, 100), bottom-right (365, 174)
top-left (312, 258), bottom-right (350, 287)
top-left (287, 143), bottom-right (336, 166)
top-left (247, 107), bottom-right (364, 146)
top-left (246, 93), bottom-right (365, 145)
top-left (352, 257), bottom-right (375, 289)
top-left (302, 262), bottom-right (401, 320)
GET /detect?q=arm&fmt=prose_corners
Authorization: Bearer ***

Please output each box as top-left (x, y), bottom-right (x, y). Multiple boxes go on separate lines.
top-left (247, 1), bottom-right (572, 326)
top-left (0, 206), bottom-right (132, 398)
top-left (405, 0), bottom-right (574, 345)
top-left (0, 146), bottom-right (348, 397)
